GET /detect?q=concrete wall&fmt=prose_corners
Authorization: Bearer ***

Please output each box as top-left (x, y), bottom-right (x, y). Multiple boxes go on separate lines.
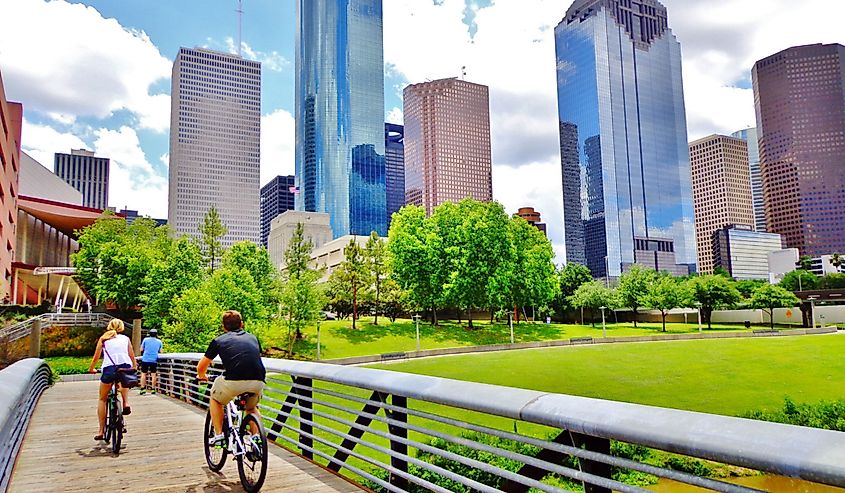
top-left (637, 305), bottom-right (845, 325)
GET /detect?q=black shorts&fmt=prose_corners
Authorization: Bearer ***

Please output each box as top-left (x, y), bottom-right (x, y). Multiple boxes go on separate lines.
top-left (101, 364), bottom-right (132, 384)
top-left (140, 361), bottom-right (158, 373)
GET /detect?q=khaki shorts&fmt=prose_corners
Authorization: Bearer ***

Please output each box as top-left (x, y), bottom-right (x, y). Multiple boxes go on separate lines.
top-left (210, 376), bottom-right (264, 409)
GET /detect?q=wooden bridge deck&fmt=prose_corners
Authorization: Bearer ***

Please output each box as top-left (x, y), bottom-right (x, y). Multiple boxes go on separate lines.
top-left (9, 381), bottom-right (364, 492)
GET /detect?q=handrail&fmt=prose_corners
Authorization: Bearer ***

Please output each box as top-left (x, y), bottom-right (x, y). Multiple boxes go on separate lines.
top-left (0, 313), bottom-right (115, 343)
top-left (156, 353), bottom-right (845, 493)
top-left (0, 359), bottom-right (52, 492)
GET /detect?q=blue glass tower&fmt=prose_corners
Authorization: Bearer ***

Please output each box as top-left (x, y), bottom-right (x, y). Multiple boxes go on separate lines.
top-left (555, 0), bottom-right (696, 277)
top-left (295, 0), bottom-right (387, 238)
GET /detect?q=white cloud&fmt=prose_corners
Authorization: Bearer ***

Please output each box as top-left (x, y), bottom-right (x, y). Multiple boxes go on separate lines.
top-left (386, 107), bottom-right (404, 125)
top-left (0, 0), bottom-right (171, 132)
top-left (222, 37), bottom-right (290, 72)
top-left (20, 119), bottom-right (88, 172)
top-left (260, 109), bottom-right (296, 186)
top-left (92, 127), bottom-right (168, 218)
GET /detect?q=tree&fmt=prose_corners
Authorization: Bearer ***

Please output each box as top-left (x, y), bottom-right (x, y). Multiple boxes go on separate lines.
top-left (554, 263), bottom-right (592, 315)
top-left (568, 281), bottom-right (616, 327)
top-left (364, 232), bottom-right (388, 325)
top-left (222, 241), bottom-right (280, 309)
top-left (779, 270), bottom-right (818, 292)
top-left (206, 267), bottom-right (266, 322)
top-left (750, 283), bottom-right (799, 329)
top-left (141, 237), bottom-right (205, 329)
top-left (284, 223), bottom-right (312, 278)
top-left (735, 279), bottom-right (766, 299)
top-left (686, 275), bottom-right (742, 329)
top-left (334, 238), bottom-right (367, 329)
top-left (830, 253), bottom-right (843, 271)
top-left (506, 216), bottom-right (558, 322)
top-left (380, 277), bottom-right (410, 323)
top-left (617, 265), bottom-right (656, 327)
top-left (643, 275), bottom-right (684, 332)
top-left (280, 222), bottom-right (323, 349)
top-left (199, 206), bottom-right (228, 273)
top-left (797, 255), bottom-right (814, 271)
top-left (819, 273), bottom-right (845, 290)
top-left (164, 288), bottom-right (222, 352)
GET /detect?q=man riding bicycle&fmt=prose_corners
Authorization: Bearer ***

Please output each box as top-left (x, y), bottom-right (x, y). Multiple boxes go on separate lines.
top-left (197, 310), bottom-right (266, 446)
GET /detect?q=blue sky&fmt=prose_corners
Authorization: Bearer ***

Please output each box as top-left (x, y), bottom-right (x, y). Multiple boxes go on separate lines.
top-left (2, 0), bottom-right (842, 261)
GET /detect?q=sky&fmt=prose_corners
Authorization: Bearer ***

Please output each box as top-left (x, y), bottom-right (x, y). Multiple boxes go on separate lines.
top-left (1, 0), bottom-right (843, 263)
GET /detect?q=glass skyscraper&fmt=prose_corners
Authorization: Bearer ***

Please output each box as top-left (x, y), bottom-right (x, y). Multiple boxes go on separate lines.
top-left (384, 123), bottom-right (404, 226)
top-left (295, 0), bottom-right (387, 238)
top-left (555, 0), bottom-right (696, 278)
top-left (731, 128), bottom-right (766, 233)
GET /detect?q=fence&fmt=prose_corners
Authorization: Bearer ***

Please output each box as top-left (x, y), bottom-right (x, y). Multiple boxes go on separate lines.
top-left (157, 354), bottom-right (845, 493)
top-left (0, 359), bottom-right (52, 492)
top-left (0, 313), bottom-right (115, 343)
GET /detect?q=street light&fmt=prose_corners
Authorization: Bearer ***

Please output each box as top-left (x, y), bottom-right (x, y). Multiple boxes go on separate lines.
top-left (412, 314), bottom-right (422, 352)
top-left (508, 311), bottom-right (514, 344)
top-left (600, 306), bottom-right (607, 338)
top-left (695, 302), bottom-right (702, 333)
top-left (807, 295), bottom-right (819, 329)
top-left (316, 320), bottom-right (321, 360)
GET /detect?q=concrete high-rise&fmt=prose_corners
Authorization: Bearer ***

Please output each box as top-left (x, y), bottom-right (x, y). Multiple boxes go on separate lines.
top-left (260, 175), bottom-right (295, 248)
top-left (54, 149), bottom-right (109, 210)
top-left (555, 0), bottom-right (696, 278)
top-left (168, 47), bottom-right (261, 247)
top-left (295, 0), bottom-right (387, 238)
top-left (753, 44), bottom-right (845, 256)
top-left (689, 134), bottom-right (755, 274)
top-left (404, 77), bottom-right (492, 215)
top-left (384, 123), bottom-right (404, 225)
top-left (0, 70), bottom-right (21, 299)
top-left (731, 128), bottom-right (766, 232)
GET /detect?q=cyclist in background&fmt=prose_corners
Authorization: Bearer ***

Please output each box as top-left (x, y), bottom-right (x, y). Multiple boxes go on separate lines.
top-left (88, 318), bottom-right (136, 440)
top-left (139, 328), bottom-right (163, 395)
top-left (196, 310), bottom-right (266, 446)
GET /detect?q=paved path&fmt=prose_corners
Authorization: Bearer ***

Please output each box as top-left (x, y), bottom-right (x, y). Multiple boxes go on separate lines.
top-left (10, 381), bottom-right (363, 492)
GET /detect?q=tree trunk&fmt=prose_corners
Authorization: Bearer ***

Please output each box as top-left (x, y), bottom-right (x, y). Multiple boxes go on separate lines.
top-left (703, 307), bottom-right (713, 330)
top-left (467, 309), bottom-right (474, 329)
top-left (769, 308), bottom-right (774, 329)
top-left (374, 278), bottom-right (380, 326)
top-left (522, 306), bottom-right (530, 324)
top-left (352, 284), bottom-right (358, 330)
top-left (431, 306), bottom-right (438, 326)
top-left (632, 308), bottom-right (638, 328)
top-left (591, 308), bottom-right (596, 327)
top-left (661, 311), bottom-right (666, 332)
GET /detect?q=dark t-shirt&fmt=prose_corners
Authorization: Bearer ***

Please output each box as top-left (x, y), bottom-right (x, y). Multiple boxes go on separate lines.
top-left (204, 330), bottom-right (266, 381)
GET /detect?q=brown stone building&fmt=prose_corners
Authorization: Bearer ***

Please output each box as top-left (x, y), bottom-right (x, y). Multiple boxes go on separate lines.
top-left (403, 77), bottom-right (492, 215)
top-left (0, 70), bottom-right (21, 300)
top-left (752, 44), bottom-right (845, 256)
top-left (689, 134), bottom-right (755, 274)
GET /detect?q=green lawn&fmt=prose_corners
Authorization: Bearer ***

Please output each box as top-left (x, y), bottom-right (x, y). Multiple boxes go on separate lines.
top-left (280, 316), bottom-right (796, 361)
top-left (368, 334), bottom-right (845, 416)
top-left (44, 355), bottom-right (92, 375)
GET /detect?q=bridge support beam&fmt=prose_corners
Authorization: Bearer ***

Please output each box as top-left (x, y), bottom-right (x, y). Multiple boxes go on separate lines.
top-left (28, 319), bottom-right (42, 358)
top-left (132, 319), bottom-right (142, 354)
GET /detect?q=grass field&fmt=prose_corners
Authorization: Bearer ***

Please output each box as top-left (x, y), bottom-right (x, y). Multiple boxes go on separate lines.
top-left (368, 333), bottom-right (845, 416)
top-left (284, 317), bottom-right (793, 361)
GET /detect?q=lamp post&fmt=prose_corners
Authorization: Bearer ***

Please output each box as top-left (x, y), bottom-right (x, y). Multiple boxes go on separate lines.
top-left (316, 320), bottom-right (321, 360)
top-left (695, 302), bottom-right (702, 333)
top-left (412, 314), bottom-right (421, 352)
top-left (508, 311), bottom-right (514, 344)
top-left (600, 306), bottom-right (607, 338)
top-left (807, 295), bottom-right (818, 329)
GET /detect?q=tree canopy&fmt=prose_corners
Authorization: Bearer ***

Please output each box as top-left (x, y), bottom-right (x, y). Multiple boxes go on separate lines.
top-left (199, 206), bottom-right (227, 272)
top-left (686, 275), bottom-right (742, 329)
top-left (617, 265), bottom-right (656, 327)
top-left (750, 283), bottom-right (800, 329)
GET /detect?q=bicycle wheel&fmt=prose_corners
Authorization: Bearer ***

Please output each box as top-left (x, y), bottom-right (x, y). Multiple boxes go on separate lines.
top-left (204, 411), bottom-right (227, 471)
top-left (110, 398), bottom-right (123, 455)
top-left (237, 414), bottom-right (268, 493)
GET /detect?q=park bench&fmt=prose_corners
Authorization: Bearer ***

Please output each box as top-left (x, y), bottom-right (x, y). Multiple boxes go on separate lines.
top-left (380, 351), bottom-right (407, 361)
top-left (570, 336), bottom-right (594, 345)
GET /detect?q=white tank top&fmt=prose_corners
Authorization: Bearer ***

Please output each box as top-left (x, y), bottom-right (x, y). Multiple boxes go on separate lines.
top-left (101, 334), bottom-right (133, 368)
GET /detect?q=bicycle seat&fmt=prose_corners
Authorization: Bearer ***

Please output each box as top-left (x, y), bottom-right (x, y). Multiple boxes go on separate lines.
top-left (235, 392), bottom-right (255, 410)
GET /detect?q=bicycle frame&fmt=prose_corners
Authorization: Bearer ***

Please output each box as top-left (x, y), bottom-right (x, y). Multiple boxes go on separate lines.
top-left (222, 399), bottom-right (249, 456)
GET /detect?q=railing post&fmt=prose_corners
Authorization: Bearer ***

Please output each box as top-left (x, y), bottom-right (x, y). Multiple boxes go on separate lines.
top-left (298, 377), bottom-right (313, 459)
top-left (132, 319), bottom-right (142, 354)
top-left (571, 432), bottom-right (612, 493)
top-left (28, 320), bottom-right (41, 358)
top-left (388, 395), bottom-right (409, 491)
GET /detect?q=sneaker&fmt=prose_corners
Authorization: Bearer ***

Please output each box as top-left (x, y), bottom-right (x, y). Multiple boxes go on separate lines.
top-left (150, 390), bottom-right (156, 395)
top-left (122, 406), bottom-right (131, 416)
top-left (208, 433), bottom-right (226, 448)
top-left (139, 389), bottom-right (146, 395)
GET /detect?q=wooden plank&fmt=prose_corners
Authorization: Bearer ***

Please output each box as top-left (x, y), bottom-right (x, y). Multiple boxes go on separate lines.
top-left (9, 381), bottom-right (363, 492)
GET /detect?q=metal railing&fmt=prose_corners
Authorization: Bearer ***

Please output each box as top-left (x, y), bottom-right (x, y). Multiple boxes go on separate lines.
top-left (157, 354), bottom-right (845, 493)
top-left (0, 359), bottom-right (52, 492)
top-left (0, 313), bottom-right (115, 343)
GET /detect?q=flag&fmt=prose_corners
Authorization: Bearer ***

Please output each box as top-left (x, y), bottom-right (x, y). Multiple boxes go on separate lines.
top-left (289, 185), bottom-right (300, 195)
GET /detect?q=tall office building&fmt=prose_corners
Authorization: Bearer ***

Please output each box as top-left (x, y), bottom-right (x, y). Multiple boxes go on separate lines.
top-left (555, 0), bottom-right (696, 278)
top-left (712, 225), bottom-right (782, 281)
top-left (752, 44), bottom-right (845, 256)
top-left (260, 175), bottom-right (296, 247)
top-left (689, 134), bottom-right (755, 274)
top-left (731, 128), bottom-right (766, 232)
top-left (0, 70), bottom-right (21, 298)
top-left (384, 123), bottom-right (404, 225)
top-left (54, 149), bottom-right (109, 210)
top-left (168, 47), bottom-right (261, 247)
top-left (295, 0), bottom-right (387, 238)
top-left (404, 77), bottom-right (492, 215)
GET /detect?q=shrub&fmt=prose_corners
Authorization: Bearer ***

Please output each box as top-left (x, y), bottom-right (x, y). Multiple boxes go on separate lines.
top-left (743, 397), bottom-right (845, 431)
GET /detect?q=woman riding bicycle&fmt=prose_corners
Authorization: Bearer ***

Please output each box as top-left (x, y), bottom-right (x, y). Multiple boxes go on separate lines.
top-left (88, 318), bottom-right (137, 441)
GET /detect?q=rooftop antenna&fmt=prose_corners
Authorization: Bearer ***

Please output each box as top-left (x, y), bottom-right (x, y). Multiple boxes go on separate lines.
top-left (461, 66), bottom-right (466, 80)
top-left (236, 0), bottom-right (244, 56)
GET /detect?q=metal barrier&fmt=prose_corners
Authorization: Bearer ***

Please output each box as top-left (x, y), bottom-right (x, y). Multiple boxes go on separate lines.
top-left (0, 359), bottom-right (52, 492)
top-left (0, 313), bottom-right (115, 343)
top-left (157, 354), bottom-right (845, 493)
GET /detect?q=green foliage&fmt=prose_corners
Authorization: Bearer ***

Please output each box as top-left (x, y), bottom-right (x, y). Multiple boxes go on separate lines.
top-left (819, 273), bottom-right (845, 289)
top-left (222, 240), bottom-right (280, 308)
top-left (735, 279), bottom-right (766, 298)
top-left (743, 398), bottom-right (845, 431)
top-left (798, 255), bottom-right (814, 271)
top-left (141, 237), bottom-right (205, 329)
top-left (164, 287), bottom-right (222, 352)
top-left (569, 281), bottom-right (617, 326)
top-left (712, 266), bottom-right (732, 278)
top-left (507, 217), bottom-right (559, 315)
top-left (830, 253), bottom-right (843, 269)
top-left (72, 215), bottom-right (170, 310)
top-left (750, 283), bottom-right (799, 329)
top-left (617, 265), bottom-right (657, 327)
top-left (45, 355), bottom-right (93, 375)
top-left (364, 231), bottom-right (388, 324)
top-left (686, 275), bottom-right (742, 329)
top-left (280, 223), bottom-right (324, 355)
top-left (41, 326), bottom-right (101, 357)
top-left (284, 222), bottom-right (312, 278)
top-left (333, 238), bottom-right (367, 329)
top-left (664, 456), bottom-right (713, 477)
top-left (206, 267), bottom-right (266, 322)
top-left (643, 275), bottom-right (685, 331)
top-left (380, 277), bottom-right (410, 322)
top-left (779, 269), bottom-right (818, 292)
top-left (199, 206), bottom-right (228, 272)
top-left (554, 263), bottom-right (592, 313)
